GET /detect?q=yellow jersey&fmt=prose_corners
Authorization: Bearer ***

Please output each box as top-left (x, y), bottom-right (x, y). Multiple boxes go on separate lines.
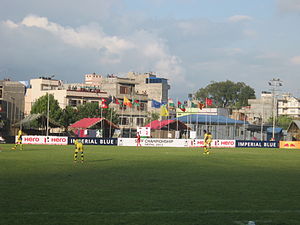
top-left (17, 130), bottom-right (22, 139)
top-left (74, 139), bottom-right (83, 150)
top-left (204, 133), bottom-right (212, 143)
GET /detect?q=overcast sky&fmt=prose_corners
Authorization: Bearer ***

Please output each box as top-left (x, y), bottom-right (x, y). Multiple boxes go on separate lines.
top-left (1, 0), bottom-right (300, 99)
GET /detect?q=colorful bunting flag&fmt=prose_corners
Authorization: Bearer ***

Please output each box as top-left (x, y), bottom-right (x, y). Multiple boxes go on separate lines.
top-left (198, 102), bottom-right (205, 110)
top-left (132, 98), bottom-right (140, 107)
top-left (123, 96), bottom-right (132, 107)
top-left (206, 98), bottom-right (213, 106)
top-left (112, 96), bottom-right (120, 104)
top-left (178, 101), bottom-right (186, 112)
top-left (100, 98), bottom-right (108, 108)
top-left (168, 99), bottom-right (175, 109)
top-left (160, 105), bottom-right (169, 116)
top-left (152, 99), bottom-right (162, 108)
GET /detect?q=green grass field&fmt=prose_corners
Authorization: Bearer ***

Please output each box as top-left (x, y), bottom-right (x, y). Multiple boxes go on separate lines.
top-left (0, 144), bottom-right (300, 225)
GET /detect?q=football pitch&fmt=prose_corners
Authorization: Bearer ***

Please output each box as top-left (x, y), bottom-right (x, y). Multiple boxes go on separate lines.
top-left (0, 144), bottom-right (300, 225)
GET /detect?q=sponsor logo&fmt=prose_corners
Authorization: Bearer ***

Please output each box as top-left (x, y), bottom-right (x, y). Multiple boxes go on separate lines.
top-left (236, 141), bottom-right (278, 148)
top-left (69, 138), bottom-right (117, 145)
top-left (280, 141), bottom-right (300, 149)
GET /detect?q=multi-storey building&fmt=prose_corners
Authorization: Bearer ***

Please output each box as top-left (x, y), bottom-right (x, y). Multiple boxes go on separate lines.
top-left (0, 79), bottom-right (26, 135)
top-left (243, 91), bottom-right (274, 124)
top-left (84, 73), bottom-right (149, 130)
top-left (239, 92), bottom-right (300, 126)
top-left (126, 72), bottom-right (170, 103)
top-left (278, 93), bottom-right (300, 118)
top-left (25, 72), bottom-right (170, 133)
top-left (24, 77), bottom-right (108, 115)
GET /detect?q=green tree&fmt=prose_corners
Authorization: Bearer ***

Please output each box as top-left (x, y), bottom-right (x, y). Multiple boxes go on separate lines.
top-left (195, 80), bottom-right (256, 108)
top-left (76, 102), bottom-right (119, 125)
top-left (145, 112), bottom-right (160, 125)
top-left (60, 106), bottom-right (78, 128)
top-left (30, 94), bottom-right (62, 124)
top-left (76, 102), bottom-right (99, 119)
top-left (267, 115), bottom-right (293, 130)
top-left (102, 108), bottom-right (119, 125)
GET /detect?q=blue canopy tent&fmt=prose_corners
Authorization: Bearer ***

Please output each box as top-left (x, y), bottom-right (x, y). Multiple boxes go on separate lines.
top-left (266, 127), bottom-right (283, 141)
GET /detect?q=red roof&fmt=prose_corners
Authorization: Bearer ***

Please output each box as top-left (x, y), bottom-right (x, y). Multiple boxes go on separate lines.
top-left (69, 118), bottom-right (119, 129)
top-left (145, 119), bottom-right (189, 130)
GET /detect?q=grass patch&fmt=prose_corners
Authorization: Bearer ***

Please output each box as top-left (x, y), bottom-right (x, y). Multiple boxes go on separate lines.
top-left (0, 144), bottom-right (300, 225)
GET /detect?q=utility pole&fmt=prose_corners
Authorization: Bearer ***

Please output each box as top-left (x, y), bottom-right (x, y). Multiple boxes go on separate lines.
top-left (268, 78), bottom-right (283, 140)
top-left (46, 75), bottom-right (55, 136)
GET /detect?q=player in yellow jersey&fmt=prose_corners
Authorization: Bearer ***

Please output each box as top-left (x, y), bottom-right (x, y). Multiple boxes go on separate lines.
top-left (12, 129), bottom-right (23, 150)
top-left (203, 130), bottom-right (212, 154)
top-left (74, 139), bottom-right (84, 163)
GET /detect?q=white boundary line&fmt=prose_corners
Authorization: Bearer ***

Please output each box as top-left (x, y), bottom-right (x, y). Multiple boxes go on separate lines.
top-left (2, 210), bottom-right (300, 215)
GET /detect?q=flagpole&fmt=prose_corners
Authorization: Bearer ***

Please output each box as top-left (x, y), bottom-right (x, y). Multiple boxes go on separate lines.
top-left (130, 102), bottom-right (132, 138)
top-left (217, 114), bottom-right (219, 139)
top-left (234, 114), bottom-right (237, 140)
top-left (176, 98), bottom-right (179, 133)
top-left (167, 101), bottom-right (169, 139)
top-left (139, 95), bottom-right (141, 129)
top-left (196, 108), bottom-right (199, 138)
top-left (121, 97), bottom-right (124, 137)
top-left (159, 118), bottom-right (161, 139)
top-left (100, 102), bottom-right (103, 137)
top-left (130, 87), bottom-right (133, 138)
top-left (205, 98), bottom-right (208, 131)
top-left (109, 108), bottom-right (113, 137)
top-left (243, 115), bottom-right (246, 140)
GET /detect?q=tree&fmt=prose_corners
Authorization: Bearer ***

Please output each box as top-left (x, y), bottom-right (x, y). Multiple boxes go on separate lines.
top-left (60, 106), bottom-right (78, 128)
top-left (76, 102), bottom-right (99, 119)
top-left (102, 108), bottom-right (119, 125)
top-left (195, 80), bottom-right (256, 108)
top-left (145, 112), bottom-right (160, 125)
top-left (267, 115), bottom-right (293, 130)
top-left (30, 94), bottom-right (62, 125)
top-left (76, 102), bottom-right (119, 125)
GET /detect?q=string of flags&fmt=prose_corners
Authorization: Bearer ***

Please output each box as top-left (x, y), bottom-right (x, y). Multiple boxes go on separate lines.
top-left (99, 96), bottom-right (214, 111)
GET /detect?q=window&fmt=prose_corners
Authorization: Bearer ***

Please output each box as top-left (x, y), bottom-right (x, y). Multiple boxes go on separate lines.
top-left (120, 117), bottom-right (127, 125)
top-left (69, 99), bottom-right (77, 107)
top-left (120, 86), bottom-right (131, 94)
top-left (136, 118), bottom-right (144, 126)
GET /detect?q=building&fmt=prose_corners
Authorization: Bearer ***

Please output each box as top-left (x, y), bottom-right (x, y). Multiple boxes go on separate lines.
top-left (277, 93), bottom-right (300, 118)
top-left (287, 120), bottom-right (300, 141)
top-left (234, 91), bottom-right (274, 125)
top-left (237, 92), bottom-right (300, 127)
top-left (125, 72), bottom-right (170, 114)
top-left (83, 72), bottom-right (170, 131)
top-left (24, 72), bottom-right (170, 135)
top-left (0, 79), bottom-right (26, 135)
top-left (25, 77), bottom-right (108, 116)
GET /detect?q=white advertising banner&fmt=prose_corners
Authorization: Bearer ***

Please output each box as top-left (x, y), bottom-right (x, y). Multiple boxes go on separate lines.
top-left (188, 139), bottom-right (236, 148)
top-left (19, 136), bottom-right (68, 145)
top-left (118, 138), bottom-right (189, 147)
